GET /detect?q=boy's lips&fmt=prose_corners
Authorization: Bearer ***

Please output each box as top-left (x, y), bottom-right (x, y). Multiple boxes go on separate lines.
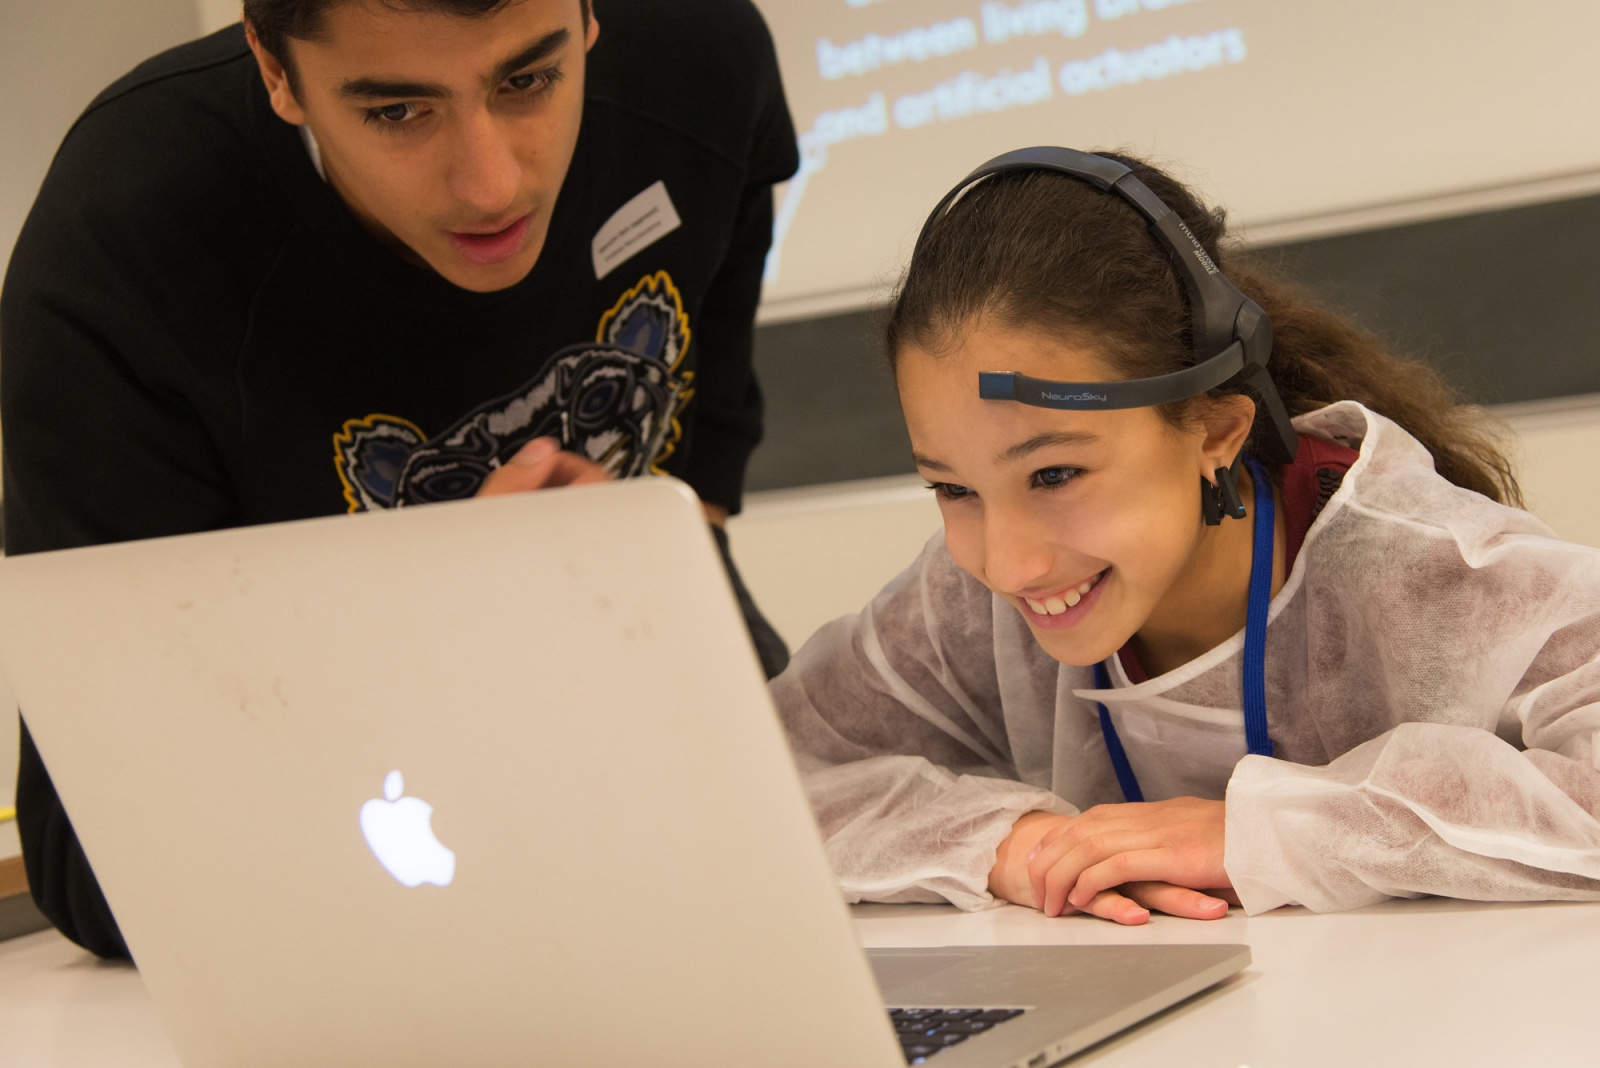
top-left (447, 213), bottom-right (532, 266)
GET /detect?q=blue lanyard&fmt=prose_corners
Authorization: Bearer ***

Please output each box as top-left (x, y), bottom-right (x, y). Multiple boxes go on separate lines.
top-left (1094, 454), bottom-right (1276, 803)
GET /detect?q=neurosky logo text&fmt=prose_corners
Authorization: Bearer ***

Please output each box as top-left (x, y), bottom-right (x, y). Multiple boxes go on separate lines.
top-left (1042, 391), bottom-right (1109, 403)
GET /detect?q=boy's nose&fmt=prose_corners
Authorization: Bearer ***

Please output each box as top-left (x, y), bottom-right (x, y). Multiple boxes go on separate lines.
top-left (448, 113), bottom-right (521, 218)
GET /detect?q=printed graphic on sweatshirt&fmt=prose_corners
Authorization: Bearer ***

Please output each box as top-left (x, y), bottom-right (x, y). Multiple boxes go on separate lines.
top-left (334, 271), bottom-right (693, 513)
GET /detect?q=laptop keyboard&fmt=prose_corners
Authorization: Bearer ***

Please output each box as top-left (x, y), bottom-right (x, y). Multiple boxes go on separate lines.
top-left (890, 1007), bottom-right (1027, 1063)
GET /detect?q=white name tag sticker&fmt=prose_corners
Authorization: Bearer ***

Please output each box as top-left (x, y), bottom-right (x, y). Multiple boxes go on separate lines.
top-left (592, 181), bottom-right (682, 280)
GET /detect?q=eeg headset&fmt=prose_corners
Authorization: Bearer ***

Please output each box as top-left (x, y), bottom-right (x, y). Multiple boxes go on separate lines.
top-left (916, 147), bottom-right (1299, 519)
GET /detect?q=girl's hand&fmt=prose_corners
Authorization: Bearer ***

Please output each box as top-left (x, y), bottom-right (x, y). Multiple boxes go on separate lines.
top-left (989, 804), bottom-right (1234, 924)
top-left (1031, 797), bottom-right (1231, 917)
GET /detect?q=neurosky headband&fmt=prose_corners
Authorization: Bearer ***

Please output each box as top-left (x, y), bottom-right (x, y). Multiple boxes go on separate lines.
top-left (917, 146), bottom-right (1299, 465)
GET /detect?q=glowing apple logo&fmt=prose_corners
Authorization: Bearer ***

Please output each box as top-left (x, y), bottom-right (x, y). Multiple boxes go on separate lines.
top-left (359, 770), bottom-right (456, 888)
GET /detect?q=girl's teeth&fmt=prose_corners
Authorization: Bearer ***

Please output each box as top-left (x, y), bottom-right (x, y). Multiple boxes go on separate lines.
top-left (1026, 573), bottom-right (1106, 616)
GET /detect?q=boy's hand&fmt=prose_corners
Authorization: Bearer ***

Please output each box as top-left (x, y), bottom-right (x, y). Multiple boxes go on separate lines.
top-left (476, 437), bottom-right (611, 496)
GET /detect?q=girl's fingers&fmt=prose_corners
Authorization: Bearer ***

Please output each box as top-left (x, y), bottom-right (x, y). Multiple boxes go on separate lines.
top-left (1028, 829), bottom-right (1155, 915)
top-left (1079, 888), bottom-right (1151, 926)
top-left (1068, 849), bottom-right (1179, 908)
top-left (1120, 881), bottom-right (1231, 920)
top-left (1068, 846), bottom-right (1233, 910)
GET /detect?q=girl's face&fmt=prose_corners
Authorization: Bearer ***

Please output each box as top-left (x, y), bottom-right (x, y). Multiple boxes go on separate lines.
top-left (897, 322), bottom-right (1252, 668)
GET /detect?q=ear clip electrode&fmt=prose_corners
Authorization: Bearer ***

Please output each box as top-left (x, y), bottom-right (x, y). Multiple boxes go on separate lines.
top-left (1201, 458), bottom-right (1248, 526)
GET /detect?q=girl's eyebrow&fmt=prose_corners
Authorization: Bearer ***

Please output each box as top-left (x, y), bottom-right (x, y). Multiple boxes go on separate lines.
top-left (913, 430), bottom-right (1098, 474)
top-left (996, 431), bottom-right (1098, 463)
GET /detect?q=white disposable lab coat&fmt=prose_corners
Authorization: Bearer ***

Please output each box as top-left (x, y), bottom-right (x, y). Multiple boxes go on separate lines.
top-left (772, 402), bottom-right (1600, 913)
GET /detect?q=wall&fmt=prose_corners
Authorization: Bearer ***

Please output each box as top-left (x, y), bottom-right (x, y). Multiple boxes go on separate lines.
top-left (195, 0), bottom-right (242, 35)
top-left (750, 0), bottom-right (1600, 318)
top-left (1502, 397), bottom-right (1600, 549)
top-left (0, 1), bottom-right (203, 298)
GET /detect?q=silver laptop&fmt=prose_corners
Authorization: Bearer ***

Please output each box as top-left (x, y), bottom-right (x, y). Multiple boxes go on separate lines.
top-left (0, 477), bottom-right (1247, 1067)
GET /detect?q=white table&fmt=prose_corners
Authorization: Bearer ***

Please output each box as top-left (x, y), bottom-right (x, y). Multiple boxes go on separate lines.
top-left (2, 897), bottom-right (1594, 1066)
top-left (855, 898), bottom-right (1597, 1066)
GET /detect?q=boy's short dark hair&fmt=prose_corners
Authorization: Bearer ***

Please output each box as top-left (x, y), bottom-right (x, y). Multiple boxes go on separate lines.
top-left (245, 0), bottom-right (592, 85)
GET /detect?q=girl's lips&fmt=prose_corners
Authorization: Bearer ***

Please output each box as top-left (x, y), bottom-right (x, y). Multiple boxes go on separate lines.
top-left (447, 214), bottom-right (532, 266)
top-left (1019, 569), bottom-right (1110, 630)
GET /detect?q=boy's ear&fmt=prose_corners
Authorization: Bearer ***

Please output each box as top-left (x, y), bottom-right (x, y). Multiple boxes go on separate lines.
top-left (1197, 393), bottom-right (1258, 474)
top-left (244, 21), bottom-right (307, 126)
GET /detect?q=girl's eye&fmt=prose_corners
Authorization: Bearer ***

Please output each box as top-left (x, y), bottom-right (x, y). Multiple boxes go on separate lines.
top-left (365, 102), bottom-right (419, 127)
top-left (1033, 466), bottom-right (1080, 489)
top-left (926, 482), bottom-right (975, 503)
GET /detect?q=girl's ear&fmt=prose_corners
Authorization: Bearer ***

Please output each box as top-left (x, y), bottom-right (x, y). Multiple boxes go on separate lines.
top-left (1196, 393), bottom-right (1258, 476)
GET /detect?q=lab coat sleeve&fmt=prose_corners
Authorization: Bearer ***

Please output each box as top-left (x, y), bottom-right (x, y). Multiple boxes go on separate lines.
top-left (771, 537), bottom-right (1074, 909)
top-left (1225, 535), bottom-right (1600, 914)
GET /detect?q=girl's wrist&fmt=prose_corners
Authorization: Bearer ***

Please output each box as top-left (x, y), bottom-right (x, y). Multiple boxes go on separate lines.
top-left (989, 810), bottom-right (1070, 906)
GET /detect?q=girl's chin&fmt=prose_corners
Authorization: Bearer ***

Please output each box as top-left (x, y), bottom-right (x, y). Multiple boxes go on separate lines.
top-left (1031, 630), bottom-right (1121, 669)
top-left (1019, 592), bottom-right (1132, 668)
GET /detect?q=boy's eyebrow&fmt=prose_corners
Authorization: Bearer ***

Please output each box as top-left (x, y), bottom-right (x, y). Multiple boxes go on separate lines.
top-left (337, 28), bottom-right (571, 101)
top-left (486, 29), bottom-right (571, 85)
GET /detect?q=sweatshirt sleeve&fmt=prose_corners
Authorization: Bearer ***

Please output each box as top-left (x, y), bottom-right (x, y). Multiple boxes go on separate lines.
top-left (14, 720), bottom-right (129, 959)
top-left (1225, 536), bottom-right (1600, 914)
top-left (771, 536), bottom-right (1074, 909)
top-left (1, 81), bottom-right (244, 961)
top-left (674, 3), bottom-right (798, 515)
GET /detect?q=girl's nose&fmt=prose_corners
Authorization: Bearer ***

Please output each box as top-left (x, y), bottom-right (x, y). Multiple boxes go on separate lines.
top-left (981, 508), bottom-right (1056, 595)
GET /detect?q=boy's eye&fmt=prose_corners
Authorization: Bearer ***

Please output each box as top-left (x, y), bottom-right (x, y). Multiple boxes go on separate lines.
top-left (1033, 466), bottom-right (1080, 488)
top-left (504, 66), bottom-right (563, 96)
top-left (366, 102), bottom-right (419, 126)
top-left (926, 482), bottom-right (974, 503)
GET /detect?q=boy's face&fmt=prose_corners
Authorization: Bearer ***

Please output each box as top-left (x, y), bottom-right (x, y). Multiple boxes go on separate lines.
top-left (249, 0), bottom-right (598, 292)
top-left (897, 323), bottom-right (1250, 669)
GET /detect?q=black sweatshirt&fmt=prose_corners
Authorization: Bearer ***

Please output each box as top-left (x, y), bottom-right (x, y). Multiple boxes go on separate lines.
top-left (2, 0), bottom-right (797, 959)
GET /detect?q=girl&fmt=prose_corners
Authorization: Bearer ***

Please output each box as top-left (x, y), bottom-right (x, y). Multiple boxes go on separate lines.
top-left (771, 148), bottom-right (1600, 925)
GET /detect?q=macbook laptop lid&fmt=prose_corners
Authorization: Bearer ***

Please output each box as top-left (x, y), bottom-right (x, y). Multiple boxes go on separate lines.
top-left (0, 478), bottom-right (1246, 1066)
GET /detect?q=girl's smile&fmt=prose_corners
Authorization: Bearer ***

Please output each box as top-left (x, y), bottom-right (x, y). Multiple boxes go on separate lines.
top-left (1017, 567), bottom-right (1110, 628)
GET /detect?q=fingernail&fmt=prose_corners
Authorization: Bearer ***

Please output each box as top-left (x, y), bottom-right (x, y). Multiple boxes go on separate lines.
top-left (1027, 845), bottom-right (1041, 863)
top-left (510, 437), bottom-right (558, 466)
